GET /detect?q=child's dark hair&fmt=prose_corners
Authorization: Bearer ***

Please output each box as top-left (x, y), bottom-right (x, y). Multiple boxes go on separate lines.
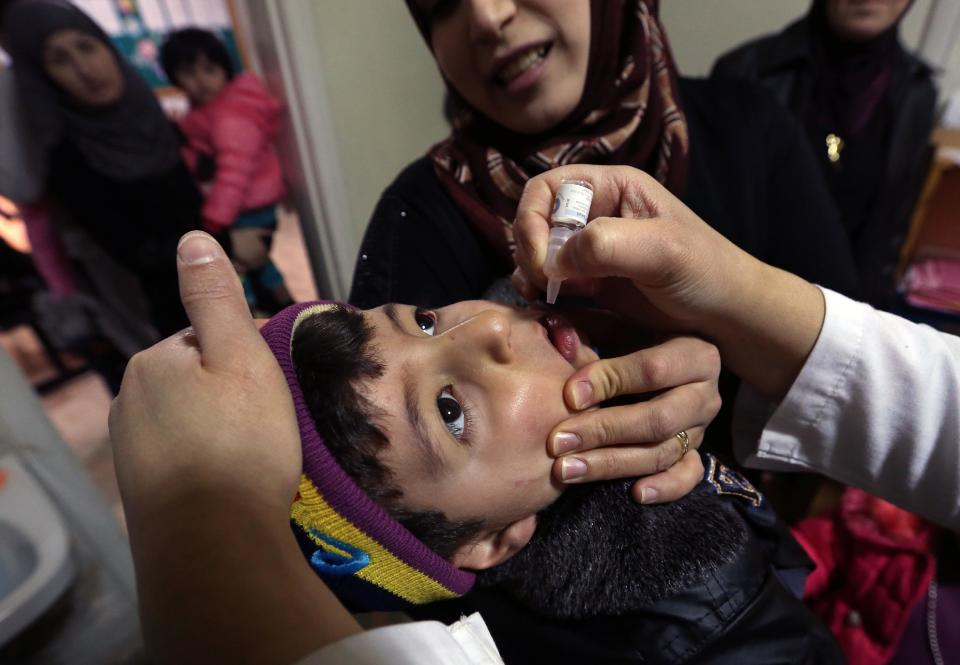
top-left (160, 27), bottom-right (235, 85)
top-left (292, 307), bottom-right (484, 560)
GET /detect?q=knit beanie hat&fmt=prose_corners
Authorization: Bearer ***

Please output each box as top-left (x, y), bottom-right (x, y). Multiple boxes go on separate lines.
top-left (261, 301), bottom-right (476, 611)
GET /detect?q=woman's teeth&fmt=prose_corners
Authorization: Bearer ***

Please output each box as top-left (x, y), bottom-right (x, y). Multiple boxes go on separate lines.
top-left (498, 45), bottom-right (548, 85)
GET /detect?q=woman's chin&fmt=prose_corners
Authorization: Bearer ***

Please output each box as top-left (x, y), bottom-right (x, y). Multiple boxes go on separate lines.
top-left (489, 98), bottom-right (576, 135)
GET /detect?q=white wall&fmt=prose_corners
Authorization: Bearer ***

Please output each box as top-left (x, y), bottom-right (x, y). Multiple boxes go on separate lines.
top-left (922, 1), bottom-right (960, 108)
top-left (945, 48), bottom-right (960, 110)
top-left (310, 2), bottom-right (448, 256)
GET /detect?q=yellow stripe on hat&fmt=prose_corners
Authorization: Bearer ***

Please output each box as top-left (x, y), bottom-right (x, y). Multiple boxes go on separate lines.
top-left (291, 475), bottom-right (459, 605)
top-left (291, 303), bottom-right (343, 347)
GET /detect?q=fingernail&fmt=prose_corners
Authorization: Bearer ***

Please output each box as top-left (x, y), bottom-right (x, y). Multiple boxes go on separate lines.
top-left (640, 487), bottom-right (660, 504)
top-left (561, 457), bottom-right (588, 482)
top-left (178, 233), bottom-right (219, 265)
top-left (572, 380), bottom-right (593, 410)
top-left (552, 431), bottom-right (581, 456)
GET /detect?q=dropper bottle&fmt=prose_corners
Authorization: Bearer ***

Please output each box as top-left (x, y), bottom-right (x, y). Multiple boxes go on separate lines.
top-left (544, 179), bottom-right (594, 304)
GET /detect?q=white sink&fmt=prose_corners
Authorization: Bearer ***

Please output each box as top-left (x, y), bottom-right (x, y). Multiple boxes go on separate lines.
top-left (0, 454), bottom-right (74, 646)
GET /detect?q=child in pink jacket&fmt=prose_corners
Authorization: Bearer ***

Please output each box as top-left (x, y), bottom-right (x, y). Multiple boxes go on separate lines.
top-left (161, 28), bottom-right (292, 314)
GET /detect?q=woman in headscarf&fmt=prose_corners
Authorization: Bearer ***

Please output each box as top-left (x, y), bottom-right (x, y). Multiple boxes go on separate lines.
top-left (349, 0), bottom-right (860, 311)
top-left (5, 0), bottom-right (201, 336)
top-left (713, 0), bottom-right (935, 309)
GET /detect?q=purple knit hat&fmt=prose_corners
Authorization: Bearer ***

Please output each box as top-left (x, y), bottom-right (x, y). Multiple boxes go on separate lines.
top-left (261, 301), bottom-right (476, 611)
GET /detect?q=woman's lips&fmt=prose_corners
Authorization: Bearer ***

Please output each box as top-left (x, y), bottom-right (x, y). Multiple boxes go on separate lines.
top-left (541, 314), bottom-right (580, 364)
top-left (493, 42), bottom-right (552, 94)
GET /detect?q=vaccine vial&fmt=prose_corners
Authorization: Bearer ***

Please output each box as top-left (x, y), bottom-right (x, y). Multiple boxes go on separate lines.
top-left (544, 179), bottom-right (593, 304)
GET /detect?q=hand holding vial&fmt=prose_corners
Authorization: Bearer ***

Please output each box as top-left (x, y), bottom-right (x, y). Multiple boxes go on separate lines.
top-left (513, 163), bottom-right (825, 399)
top-left (513, 164), bottom-right (759, 333)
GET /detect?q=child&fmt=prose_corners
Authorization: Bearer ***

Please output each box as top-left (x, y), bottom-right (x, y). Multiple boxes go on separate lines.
top-left (261, 299), bottom-right (845, 665)
top-left (160, 28), bottom-right (292, 315)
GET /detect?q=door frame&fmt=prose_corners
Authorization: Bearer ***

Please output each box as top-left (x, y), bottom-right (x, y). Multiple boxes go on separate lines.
top-left (231, 0), bottom-right (357, 300)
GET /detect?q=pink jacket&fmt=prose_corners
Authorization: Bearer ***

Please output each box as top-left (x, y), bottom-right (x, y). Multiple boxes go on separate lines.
top-left (179, 73), bottom-right (287, 232)
top-left (794, 488), bottom-right (937, 665)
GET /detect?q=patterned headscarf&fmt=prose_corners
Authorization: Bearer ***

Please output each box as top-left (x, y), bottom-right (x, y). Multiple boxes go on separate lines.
top-left (407, 0), bottom-right (689, 258)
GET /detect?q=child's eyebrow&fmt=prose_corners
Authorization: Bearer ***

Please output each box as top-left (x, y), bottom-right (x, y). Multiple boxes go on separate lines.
top-left (382, 304), bottom-right (449, 477)
top-left (384, 303), bottom-right (405, 335)
top-left (401, 363), bottom-right (448, 478)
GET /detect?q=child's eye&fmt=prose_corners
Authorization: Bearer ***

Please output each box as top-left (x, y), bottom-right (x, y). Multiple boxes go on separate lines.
top-left (437, 388), bottom-right (465, 439)
top-left (415, 308), bottom-right (437, 336)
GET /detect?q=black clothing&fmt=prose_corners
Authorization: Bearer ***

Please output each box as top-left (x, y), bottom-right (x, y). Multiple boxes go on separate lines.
top-left (350, 77), bottom-right (860, 309)
top-left (350, 154), bottom-right (508, 310)
top-left (713, 17), bottom-right (936, 308)
top-left (412, 456), bottom-right (843, 665)
top-left (47, 140), bottom-right (202, 336)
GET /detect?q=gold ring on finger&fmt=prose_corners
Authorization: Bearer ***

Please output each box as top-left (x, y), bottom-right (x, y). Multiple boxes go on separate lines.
top-left (675, 430), bottom-right (690, 460)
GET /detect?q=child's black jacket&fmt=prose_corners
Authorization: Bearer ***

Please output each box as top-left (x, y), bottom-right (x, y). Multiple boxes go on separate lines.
top-left (411, 455), bottom-right (843, 665)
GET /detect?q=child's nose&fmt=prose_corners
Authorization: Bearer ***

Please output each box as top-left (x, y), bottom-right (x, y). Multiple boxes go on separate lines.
top-left (459, 310), bottom-right (513, 365)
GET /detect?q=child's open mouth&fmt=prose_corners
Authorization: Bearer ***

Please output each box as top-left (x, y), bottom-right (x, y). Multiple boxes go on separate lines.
top-left (539, 314), bottom-right (580, 365)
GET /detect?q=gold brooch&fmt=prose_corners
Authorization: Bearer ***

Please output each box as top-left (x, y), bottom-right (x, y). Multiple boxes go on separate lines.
top-left (826, 133), bottom-right (844, 163)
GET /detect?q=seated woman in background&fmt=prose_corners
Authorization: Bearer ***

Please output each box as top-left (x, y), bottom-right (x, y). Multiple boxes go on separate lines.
top-left (713, 0), bottom-right (936, 309)
top-left (5, 0), bottom-right (201, 336)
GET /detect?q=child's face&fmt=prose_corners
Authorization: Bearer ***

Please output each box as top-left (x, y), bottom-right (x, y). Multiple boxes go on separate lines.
top-left (175, 53), bottom-right (227, 106)
top-left (427, 0), bottom-right (590, 134)
top-left (362, 300), bottom-right (598, 535)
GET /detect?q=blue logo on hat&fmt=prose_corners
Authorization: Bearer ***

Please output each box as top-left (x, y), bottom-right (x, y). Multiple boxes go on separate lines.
top-left (309, 529), bottom-right (371, 576)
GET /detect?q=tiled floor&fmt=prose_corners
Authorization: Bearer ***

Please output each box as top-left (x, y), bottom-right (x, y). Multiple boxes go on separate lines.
top-left (0, 209), bottom-right (317, 525)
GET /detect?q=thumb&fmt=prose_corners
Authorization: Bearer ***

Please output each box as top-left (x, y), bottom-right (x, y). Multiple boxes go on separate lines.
top-left (555, 216), bottom-right (684, 286)
top-left (176, 231), bottom-right (262, 369)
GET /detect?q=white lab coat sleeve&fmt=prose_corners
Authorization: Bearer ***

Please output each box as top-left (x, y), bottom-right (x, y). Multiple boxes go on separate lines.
top-left (291, 613), bottom-right (504, 665)
top-left (734, 287), bottom-right (960, 530)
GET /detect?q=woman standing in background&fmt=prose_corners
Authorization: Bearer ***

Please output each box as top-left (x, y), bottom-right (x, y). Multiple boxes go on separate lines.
top-left (713, 0), bottom-right (936, 309)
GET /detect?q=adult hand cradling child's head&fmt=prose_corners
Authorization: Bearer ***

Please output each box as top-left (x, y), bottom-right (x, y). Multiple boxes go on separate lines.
top-left (109, 232), bottom-right (359, 664)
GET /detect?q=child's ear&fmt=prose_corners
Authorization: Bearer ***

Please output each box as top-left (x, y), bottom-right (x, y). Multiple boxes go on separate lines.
top-left (449, 515), bottom-right (537, 570)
